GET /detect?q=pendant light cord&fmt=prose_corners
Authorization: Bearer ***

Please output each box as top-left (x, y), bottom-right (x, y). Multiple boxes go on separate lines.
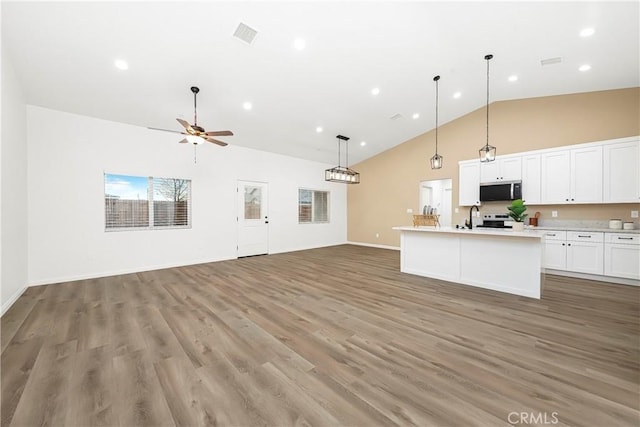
top-left (337, 137), bottom-right (341, 167)
top-left (346, 140), bottom-right (349, 168)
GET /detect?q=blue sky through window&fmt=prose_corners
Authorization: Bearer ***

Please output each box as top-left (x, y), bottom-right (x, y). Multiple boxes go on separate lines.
top-left (105, 174), bottom-right (148, 200)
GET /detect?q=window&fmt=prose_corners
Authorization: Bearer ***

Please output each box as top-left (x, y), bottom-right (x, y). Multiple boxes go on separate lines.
top-left (298, 189), bottom-right (329, 223)
top-left (244, 186), bottom-right (262, 220)
top-left (105, 173), bottom-right (191, 230)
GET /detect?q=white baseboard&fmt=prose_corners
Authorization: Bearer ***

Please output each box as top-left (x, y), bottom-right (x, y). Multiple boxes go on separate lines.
top-left (545, 269), bottom-right (640, 286)
top-left (347, 241), bottom-right (400, 251)
top-left (26, 243), bottom-right (351, 287)
top-left (26, 256), bottom-right (235, 287)
top-left (1, 285), bottom-right (27, 316)
top-left (269, 241), bottom-right (349, 255)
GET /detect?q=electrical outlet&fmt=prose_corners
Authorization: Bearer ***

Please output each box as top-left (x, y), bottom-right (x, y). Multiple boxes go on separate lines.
top-left (375, 233), bottom-right (380, 238)
top-left (454, 208), bottom-right (459, 214)
top-left (632, 210), bottom-right (639, 218)
top-left (552, 210), bottom-right (558, 218)
top-left (406, 208), bottom-right (413, 214)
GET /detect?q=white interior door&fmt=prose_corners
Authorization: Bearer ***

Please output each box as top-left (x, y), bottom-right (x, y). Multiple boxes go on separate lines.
top-left (237, 181), bottom-right (269, 257)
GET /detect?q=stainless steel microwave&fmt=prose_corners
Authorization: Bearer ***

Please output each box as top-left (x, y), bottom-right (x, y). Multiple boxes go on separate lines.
top-left (479, 181), bottom-right (522, 202)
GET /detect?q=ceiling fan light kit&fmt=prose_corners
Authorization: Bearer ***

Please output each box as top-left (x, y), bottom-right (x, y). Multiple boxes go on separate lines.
top-left (325, 135), bottom-right (360, 184)
top-left (148, 86), bottom-right (234, 149)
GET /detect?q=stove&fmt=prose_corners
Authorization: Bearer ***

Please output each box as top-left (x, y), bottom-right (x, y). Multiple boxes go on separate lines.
top-left (476, 213), bottom-right (514, 229)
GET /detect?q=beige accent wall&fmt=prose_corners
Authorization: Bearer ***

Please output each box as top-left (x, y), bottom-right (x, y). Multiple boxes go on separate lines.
top-left (347, 87), bottom-right (640, 247)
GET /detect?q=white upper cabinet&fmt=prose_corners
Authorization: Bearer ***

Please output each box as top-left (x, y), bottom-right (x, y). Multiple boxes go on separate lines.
top-left (521, 154), bottom-right (541, 204)
top-left (541, 146), bottom-right (603, 204)
top-left (603, 140), bottom-right (640, 203)
top-left (571, 146), bottom-right (603, 203)
top-left (460, 136), bottom-right (638, 207)
top-left (459, 161), bottom-right (480, 206)
top-left (541, 150), bottom-right (571, 203)
top-left (479, 156), bottom-right (522, 183)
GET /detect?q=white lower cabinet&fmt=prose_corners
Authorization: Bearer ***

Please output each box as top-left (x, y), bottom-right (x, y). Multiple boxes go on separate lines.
top-left (604, 234), bottom-right (640, 280)
top-left (543, 231), bottom-right (605, 276)
top-left (542, 231), bottom-right (567, 270)
top-left (566, 240), bottom-right (604, 275)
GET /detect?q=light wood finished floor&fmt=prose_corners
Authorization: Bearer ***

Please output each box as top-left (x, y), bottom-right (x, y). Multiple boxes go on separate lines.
top-left (2, 245), bottom-right (639, 426)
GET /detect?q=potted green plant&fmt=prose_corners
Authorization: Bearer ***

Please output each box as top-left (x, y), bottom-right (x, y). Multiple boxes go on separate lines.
top-left (507, 199), bottom-right (527, 231)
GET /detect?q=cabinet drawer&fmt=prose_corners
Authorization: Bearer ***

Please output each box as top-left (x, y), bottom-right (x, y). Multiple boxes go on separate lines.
top-left (567, 231), bottom-right (604, 243)
top-left (605, 233), bottom-right (640, 245)
top-left (542, 231), bottom-right (566, 241)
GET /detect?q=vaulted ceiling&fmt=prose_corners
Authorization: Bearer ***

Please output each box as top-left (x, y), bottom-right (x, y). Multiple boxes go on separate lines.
top-left (3, 1), bottom-right (638, 164)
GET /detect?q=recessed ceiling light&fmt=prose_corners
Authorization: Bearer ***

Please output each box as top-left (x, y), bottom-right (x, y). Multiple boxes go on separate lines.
top-left (580, 27), bottom-right (595, 37)
top-left (360, 141), bottom-right (366, 147)
top-left (243, 101), bottom-right (253, 110)
top-left (316, 126), bottom-right (323, 133)
top-left (412, 113), bottom-right (420, 119)
top-left (114, 59), bottom-right (128, 70)
top-left (453, 91), bottom-right (462, 99)
top-left (371, 87), bottom-right (380, 96)
top-left (508, 75), bottom-right (518, 82)
top-left (579, 64), bottom-right (591, 72)
top-left (293, 38), bottom-right (306, 50)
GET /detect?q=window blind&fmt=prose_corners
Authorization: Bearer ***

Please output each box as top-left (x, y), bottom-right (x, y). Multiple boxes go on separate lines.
top-left (298, 188), bottom-right (329, 223)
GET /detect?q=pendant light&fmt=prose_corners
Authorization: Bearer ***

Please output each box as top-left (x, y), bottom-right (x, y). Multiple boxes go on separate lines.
top-left (325, 135), bottom-right (360, 184)
top-left (479, 54), bottom-right (496, 162)
top-left (430, 75), bottom-right (443, 169)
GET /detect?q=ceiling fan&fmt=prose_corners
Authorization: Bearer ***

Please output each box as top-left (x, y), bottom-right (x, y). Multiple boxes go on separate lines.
top-left (148, 86), bottom-right (233, 146)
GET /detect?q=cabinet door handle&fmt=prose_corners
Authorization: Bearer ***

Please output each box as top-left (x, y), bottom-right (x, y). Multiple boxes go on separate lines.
top-left (567, 243), bottom-right (572, 246)
top-left (617, 237), bottom-right (634, 240)
top-left (577, 235), bottom-right (591, 238)
top-left (562, 243), bottom-right (565, 246)
top-left (547, 233), bottom-right (556, 236)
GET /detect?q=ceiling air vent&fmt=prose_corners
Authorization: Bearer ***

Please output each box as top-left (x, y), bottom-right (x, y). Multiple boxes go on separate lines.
top-left (233, 22), bottom-right (258, 45)
top-left (389, 113), bottom-right (403, 121)
top-left (541, 57), bottom-right (563, 67)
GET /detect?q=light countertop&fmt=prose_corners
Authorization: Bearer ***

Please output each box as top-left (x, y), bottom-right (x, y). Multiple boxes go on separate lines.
top-left (531, 226), bottom-right (640, 234)
top-left (392, 226), bottom-right (543, 239)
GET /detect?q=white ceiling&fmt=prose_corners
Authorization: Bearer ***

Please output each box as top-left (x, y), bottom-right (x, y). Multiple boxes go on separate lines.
top-left (3, 1), bottom-right (638, 165)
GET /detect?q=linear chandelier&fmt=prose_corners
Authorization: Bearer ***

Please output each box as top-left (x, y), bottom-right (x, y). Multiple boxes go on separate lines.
top-left (325, 135), bottom-right (360, 184)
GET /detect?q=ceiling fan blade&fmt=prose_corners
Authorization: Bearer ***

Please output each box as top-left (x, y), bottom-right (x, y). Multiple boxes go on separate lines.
top-left (204, 137), bottom-right (228, 147)
top-left (148, 127), bottom-right (184, 135)
top-left (176, 118), bottom-right (194, 132)
top-left (205, 130), bottom-right (234, 137)
top-left (178, 138), bottom-right (189, 144)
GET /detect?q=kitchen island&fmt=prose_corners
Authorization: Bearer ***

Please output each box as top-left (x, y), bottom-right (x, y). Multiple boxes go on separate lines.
top-left (392, 226), bottom-right (544, 298)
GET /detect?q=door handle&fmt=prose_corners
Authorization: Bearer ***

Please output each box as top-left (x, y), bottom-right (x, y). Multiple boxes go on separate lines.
top-left (265, 221), bottom-right (269, 224)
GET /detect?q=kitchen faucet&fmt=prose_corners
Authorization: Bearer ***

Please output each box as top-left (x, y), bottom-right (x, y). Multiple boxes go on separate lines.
top-left (467, 205), bottom-right (480, 229)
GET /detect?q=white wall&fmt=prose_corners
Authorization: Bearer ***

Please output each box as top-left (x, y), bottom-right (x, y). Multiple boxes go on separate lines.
top-left (1, 44), bottom-right (29, 313)
top-left (27, 106), bottom-right (347, 285)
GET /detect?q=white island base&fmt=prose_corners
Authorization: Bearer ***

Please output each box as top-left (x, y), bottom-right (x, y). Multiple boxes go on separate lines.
top-left (393, 226), bottom-right (544, 299)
